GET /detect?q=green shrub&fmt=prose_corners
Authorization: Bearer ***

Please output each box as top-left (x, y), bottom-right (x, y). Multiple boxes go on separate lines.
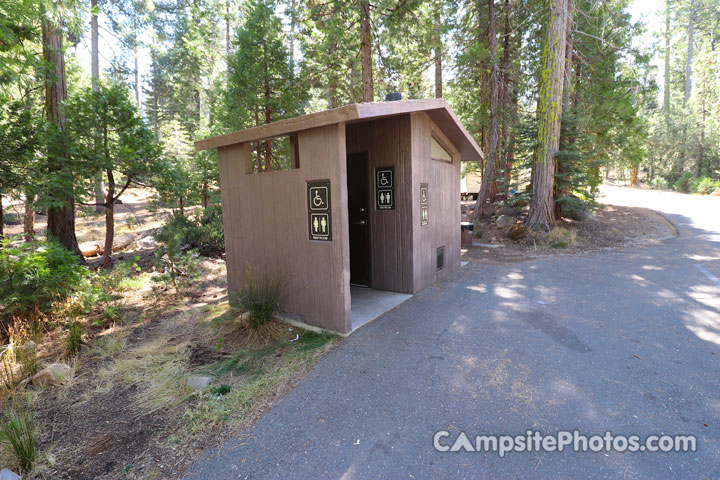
top-left (0, 406), bottom-right (38, 472)
top-left (2, 212), bottom-right (22, 226)
top-left (694, 177), bottom-right (720, 195)
top-left (237, 269), bottom-right (285, 330)
top-left (158, 207), bottom-right (224, 257)
top-left (153, 224), bottom-right (202, 292)
top-left (0, 238), bottom-right (90, 327)
top-left (65, 321), bottom-right (82, 355)
top-left (674, 172), bottom-right (695, 193)
top-left (649, 176), bottom-right (670, 190)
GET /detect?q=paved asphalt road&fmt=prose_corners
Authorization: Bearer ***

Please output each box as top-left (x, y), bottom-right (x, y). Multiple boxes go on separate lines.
top-left (186, 186), bottom-right (720, 479)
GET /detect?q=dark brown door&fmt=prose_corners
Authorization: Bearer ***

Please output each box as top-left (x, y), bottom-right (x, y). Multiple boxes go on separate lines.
top-left (347, 153), bottom-right (371, 286)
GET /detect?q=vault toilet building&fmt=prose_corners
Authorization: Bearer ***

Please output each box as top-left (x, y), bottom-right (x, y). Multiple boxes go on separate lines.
top-left (195, 98), bottom-right (483, 334)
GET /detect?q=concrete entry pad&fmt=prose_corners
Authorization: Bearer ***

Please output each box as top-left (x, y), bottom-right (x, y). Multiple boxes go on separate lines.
top-left (350, 286), bottom-right (412, 332)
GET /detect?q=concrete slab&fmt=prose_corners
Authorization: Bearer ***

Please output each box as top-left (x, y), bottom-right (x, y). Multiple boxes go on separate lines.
top-left (350, 287), bottom-right (412, 332)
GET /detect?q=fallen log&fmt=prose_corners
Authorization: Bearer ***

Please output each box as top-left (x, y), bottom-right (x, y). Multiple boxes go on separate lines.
top-left (81, 233), bottom-right (143, 257)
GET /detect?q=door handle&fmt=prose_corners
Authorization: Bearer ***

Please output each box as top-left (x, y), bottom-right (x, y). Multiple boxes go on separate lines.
top-left (354, 220), bottom-right (367, 225)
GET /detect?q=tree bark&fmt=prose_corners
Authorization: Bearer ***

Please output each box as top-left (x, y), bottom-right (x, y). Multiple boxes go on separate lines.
top-left (498, 0), bottom-right (513, 198)
top-left (0, 195), bottom-right (3, 239)
top-left (91, 1), bottom-right (106, 213)
top-left (472, 0), bottom-right (500, 219)
top-left (226, 0), bottom-right (231, 85)
top-left (663, 0), bottom-right (671, 116)
top-left (698, 94), bottom-right (705, 176)
top-left (91, 0), bottom-right (99, 90)
top-left (43, 15), bottom-right (83, 260)
top-left (525, 0), bottom-right (569, 230)
top-left (264, 79), bottom-right (272, 171)
top-left (102, 169), bottom-right (115, 268)
top-left (24, 192), bottom-right (35, 242)
top-left (554, 0), bottom-right (573, 220)
top-left (289, 0), bottom-right (296, 71)
top-left (360, 0), bottom-right (373, 102)
top-left (434, 12), bottom-right (443, 98)
top-left (684, 0), bottom-right (694, 105)
top-left (134, 15), bottom-right (141, 109)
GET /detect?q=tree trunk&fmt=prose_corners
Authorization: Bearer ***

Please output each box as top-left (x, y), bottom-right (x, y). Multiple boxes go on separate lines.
top-left (43, 15), bottom-right (83, 260)
top-left (0, 195), bottom-right (3, 239)
top-left (684, 0), bottom-right (694, 106)
top-left (91, 0), bottom-right (99, 90)
top-left (264, 79), bottom-right (272, 171)
top-left (24, 192), bottom-right (35, 242)
top-left (526, 0), bottom-right (569, 230)
top-left (289, 0), bottom-right (296, 71)
top-left (663, 0), bottom-right (671, 116)
top-left (434, 12), bottom-right (443, 98)
top-left (91, 2), bottom-right (106, 213)
top-left (698, 94), bottom-right (705, 176)
top-left (554, 0), bottom-right (573, 220)
top-left (226, 0), bottom-right (231, 85)
top-left (102, 170), bottom-right (115, 268)
top-left (360, 0), bottom-right (373, 102)
top-left (133, 14), bottom-right (141, 109)
top-left (472, 0), bottom-right (500, 219)
top-left (498, 0), bottom-right (513, 199)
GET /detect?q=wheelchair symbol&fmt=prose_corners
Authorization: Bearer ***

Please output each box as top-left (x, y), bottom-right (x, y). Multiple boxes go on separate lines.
top-left (309, 186), bottom-right (328, 210)
top-left (313, 190), bottom-right (324, 207)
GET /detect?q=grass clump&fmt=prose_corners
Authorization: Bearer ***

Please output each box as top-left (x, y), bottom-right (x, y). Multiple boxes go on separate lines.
top-left (544, 226), bottom-right (578, 249)
top-left (0, 344), bottom-right (19, 391)
top-left (65, 321), bottom-right (83, 355)
top-left (0, 406), bottom-right (38, 472)
top-left (237, 268), bottom-right (285, 330)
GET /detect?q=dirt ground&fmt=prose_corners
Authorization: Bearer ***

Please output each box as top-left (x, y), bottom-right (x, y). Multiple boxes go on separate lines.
top-left (1, 187), bottom-right (678, 478)
top-left (462, 201), bottom-right (677, 264)
top-left (12, 258), bottom-right (339, 480)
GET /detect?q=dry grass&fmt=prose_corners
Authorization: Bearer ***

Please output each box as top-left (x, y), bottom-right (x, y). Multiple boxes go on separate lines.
top-left (2, 191), bottom-right (343, 478)
top-left (543, 226), bottom-right (578, 248)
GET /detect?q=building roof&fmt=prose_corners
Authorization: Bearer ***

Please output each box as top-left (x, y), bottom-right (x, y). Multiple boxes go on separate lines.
top-left (195, 98), bottom-right (483, 162)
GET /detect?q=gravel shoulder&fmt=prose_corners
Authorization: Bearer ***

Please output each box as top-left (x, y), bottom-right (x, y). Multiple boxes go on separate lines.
top-left (463, 200), bottom-right (677, 265)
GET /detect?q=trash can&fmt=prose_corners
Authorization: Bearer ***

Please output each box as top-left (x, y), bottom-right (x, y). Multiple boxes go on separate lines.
top-left (460, 221), bottom-right (474, 248)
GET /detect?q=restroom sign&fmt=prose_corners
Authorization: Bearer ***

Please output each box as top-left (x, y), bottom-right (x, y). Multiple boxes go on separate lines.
top-left (420, 183), bottom-right (429, 226)
top-left (307, 180), bottom-right (332, 241)
top-left (376, 167), bottom-right (394, 210)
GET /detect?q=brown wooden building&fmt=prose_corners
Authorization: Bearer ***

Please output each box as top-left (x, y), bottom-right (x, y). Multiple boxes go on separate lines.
top-left (195, 99), bottom-right (483, 334)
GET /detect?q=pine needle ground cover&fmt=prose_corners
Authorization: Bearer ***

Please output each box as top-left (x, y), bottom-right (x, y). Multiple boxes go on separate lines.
top-left (2, 257), bottom-right (340, 479)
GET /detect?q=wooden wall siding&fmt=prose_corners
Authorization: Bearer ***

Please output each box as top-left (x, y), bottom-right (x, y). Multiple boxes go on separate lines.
top-left (346, 116), bottom-right (414, 294)
top-left (410, 111), bottom-right (461, 292)
top-left (218, 124), bottom-right (351, 333)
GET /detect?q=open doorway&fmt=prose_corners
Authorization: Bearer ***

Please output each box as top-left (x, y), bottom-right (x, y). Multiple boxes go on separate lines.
top-left (346, 152), bottom-right (371, 287)
top-left (346, 152), bottom-right (411, 331)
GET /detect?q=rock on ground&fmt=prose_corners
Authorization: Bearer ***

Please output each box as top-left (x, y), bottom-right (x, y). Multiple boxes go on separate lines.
top-left (187, 375), bottom-right (212, 391)
top-left (563, 209), bottom-right (592, 221)
top-left (0, 469), bottom-right (21, 480)
top-left (496, 215), bottom-right (516, 228)
top-left (32, 363), bottom-right (72, 386)
top-left (497, 205), bottom-right (520, 216)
